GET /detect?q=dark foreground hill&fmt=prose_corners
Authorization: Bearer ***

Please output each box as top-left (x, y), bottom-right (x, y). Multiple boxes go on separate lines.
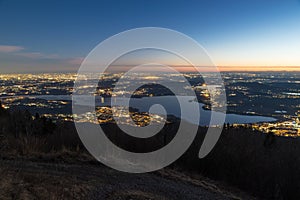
top-left (0, 156), bottom-right (251, 200)
top-left (1, 107), bottom-right (300, 199)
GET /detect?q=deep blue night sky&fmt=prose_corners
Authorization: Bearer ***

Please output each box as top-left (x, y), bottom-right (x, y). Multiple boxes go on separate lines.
top-left (0, 0), bottom-right (300, 72)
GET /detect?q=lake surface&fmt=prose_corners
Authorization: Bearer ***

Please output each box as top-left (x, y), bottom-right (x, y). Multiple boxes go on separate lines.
top-left (71, 95), bottom-right (276, 126)
top-left (2, 95), bottom-right (277, 126)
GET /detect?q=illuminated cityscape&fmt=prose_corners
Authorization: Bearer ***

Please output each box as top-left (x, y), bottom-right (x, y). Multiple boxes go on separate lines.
top-left (0, 72), bottom-right (299, 137)
top-left (1, 0), bottom-right (300, 199)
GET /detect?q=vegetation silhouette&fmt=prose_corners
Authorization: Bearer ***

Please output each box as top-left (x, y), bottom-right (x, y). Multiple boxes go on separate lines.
top-left (1, 106), bottom-right (300, 199)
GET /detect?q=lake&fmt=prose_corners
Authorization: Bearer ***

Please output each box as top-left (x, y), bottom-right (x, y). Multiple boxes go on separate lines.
top-left (72, 95), bottom-right (276, 126)
top-left (1, 95), bottom-right (276, 126)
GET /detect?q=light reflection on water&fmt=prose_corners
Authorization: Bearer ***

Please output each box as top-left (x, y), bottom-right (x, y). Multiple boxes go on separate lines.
top-left (1, 95), bottom-right (277, 125)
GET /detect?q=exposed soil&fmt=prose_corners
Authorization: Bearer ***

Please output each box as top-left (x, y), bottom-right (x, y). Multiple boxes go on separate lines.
top-left (0, 157), bottom-right (255, 200)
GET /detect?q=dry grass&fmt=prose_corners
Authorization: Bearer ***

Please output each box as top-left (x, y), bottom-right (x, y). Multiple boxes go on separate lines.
top-left (0, 167), bottom-right (93, 200)
top-left (106, 190), bottom-right (169, 200)
top-left (0, 128), bottom-right (97, 200)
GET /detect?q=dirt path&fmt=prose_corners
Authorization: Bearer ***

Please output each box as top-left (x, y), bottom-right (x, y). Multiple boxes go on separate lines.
top-left (0, 158), bottom-right (253, 200)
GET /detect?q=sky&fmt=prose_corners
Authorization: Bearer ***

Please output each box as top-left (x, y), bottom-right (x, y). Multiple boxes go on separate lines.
top-left (0, 0), bottom-right (300, 73)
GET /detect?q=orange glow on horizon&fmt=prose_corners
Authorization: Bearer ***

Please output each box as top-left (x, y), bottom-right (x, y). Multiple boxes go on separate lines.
top-left (158, 65), bottom-right (300, 72)
top-left (105, 65), bottom-right (300, 73)
top-left (165, 65), bottom-right (300, 72)
top-left (218, 66), bottom-right (300, 72)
